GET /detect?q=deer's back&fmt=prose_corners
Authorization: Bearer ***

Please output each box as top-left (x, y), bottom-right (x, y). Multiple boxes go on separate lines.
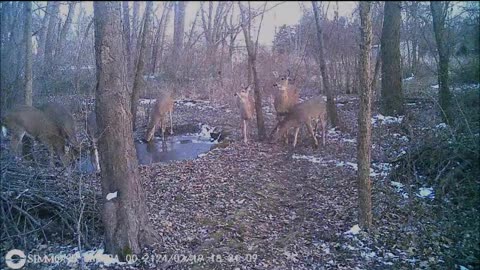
top-left (291, 96), bottom-right (327, 121)
top-left (4, 106), bottom-right (62, 139)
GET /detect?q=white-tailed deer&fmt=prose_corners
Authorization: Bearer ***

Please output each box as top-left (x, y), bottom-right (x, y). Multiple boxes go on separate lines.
top-left (145, 92), bottom-right (174, 142)
top-left (38, 102), bottom-right (79, 149)
top-left (1, 105), bottom-right (74, 166)
top-left (234, 85), bottom-right (255, 144)
top-left (86, 111), bottom-right (100, 172)
top-left (271, 96), bottom-right (327, 148)
top-left (272, 70), bottom-right (300, 142)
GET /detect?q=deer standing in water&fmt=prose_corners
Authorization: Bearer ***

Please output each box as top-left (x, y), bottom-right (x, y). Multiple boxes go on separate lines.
top-left (272, 70), bottom-right (300, 142)
top-left (271, 96), bottom-right (328, 148)
top-left (1, 105), bottom-right (75, 166)
top-left (145, 92), bottom-right (174, 142)
top-left (234, 85), bottom-right (255, 144)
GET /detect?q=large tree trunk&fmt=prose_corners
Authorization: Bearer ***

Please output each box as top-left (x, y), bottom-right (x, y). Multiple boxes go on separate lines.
top-left (358, 1), bottom-right (373, 230)
top-left (131, 1), bottom-right (153, 131)
top-left (122, 1), bottom-right (132, 77)
top-left (24, 1), bottom-right (32, 106)
top-left (380, 1), bottom-right (404, 115)
top-left (312, 1), bottom-right (339, 128)
top-left (93, 2), bottom-right (153, 259)
top-left (430, 1), bottom-right (452, 124)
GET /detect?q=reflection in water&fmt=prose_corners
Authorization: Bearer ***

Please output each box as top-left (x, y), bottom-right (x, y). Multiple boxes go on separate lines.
top-left (79, 135), bottom-right (215, 172)
top-left (136, 135), bottom-right (215, 165)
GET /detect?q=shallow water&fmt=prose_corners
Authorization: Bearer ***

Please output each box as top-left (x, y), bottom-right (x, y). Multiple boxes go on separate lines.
top-left (78, 134), bottom-right (216, 173)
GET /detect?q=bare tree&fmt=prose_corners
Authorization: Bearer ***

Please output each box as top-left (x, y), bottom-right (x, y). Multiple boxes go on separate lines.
top-left (238, 1), bottom-right (266, 140)
top-left (430, 1), bottom-right (453, 124)
top-left (151, 3), bottom-right (173, 74)
top-left (358, 1), bottom-right (373, 230)
top-left (36, 2), bottom-right (50, 64)
top-left (122, 1), bottom-right (132, 76)
top-left (131, 1), bottom-right (153, 131)
top-left (173, 1), bottom-right (186, 59)
top-left (380, 1), bottom-right (404, 115)
top-left (44, 1), bottom-right (59, 69)
top-left (56, 2), bottom-right (77, 58)
top-left (93, 1), bottom-right (153, 259)
top-left (24, 1), bottom-right (32, 106)
top-left (312, 1), bottom-right (339, 127)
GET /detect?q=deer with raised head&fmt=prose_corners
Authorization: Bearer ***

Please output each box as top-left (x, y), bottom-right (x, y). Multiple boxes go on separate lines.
top-left (145, 92), bottom-right (174, 142)
top-left (1, 105), bottom-right (74, 166)
top-left (234, 85), bottom-right (255, 144)
top-left (86, 111), bottom-right (100, 172)
top-left (271, 96), bottom-right (327, 148)
top-left (272, 70), bottom-right (300, 142)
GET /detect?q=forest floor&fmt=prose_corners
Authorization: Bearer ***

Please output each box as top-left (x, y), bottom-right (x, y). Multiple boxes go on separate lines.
top-left (1, 76), bottom-right (478, 269)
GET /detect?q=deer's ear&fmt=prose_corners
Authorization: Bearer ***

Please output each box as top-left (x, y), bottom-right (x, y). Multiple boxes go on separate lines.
top-left (272, 71), bottom-right (279, 78)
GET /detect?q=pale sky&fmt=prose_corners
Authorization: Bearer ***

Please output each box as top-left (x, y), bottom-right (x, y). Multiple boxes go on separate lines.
top-left (57, 1), bottom-right (357, 46)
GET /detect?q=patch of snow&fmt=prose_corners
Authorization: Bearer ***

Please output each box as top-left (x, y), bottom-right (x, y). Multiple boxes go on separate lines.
top-left (459, 266), bottom-right (470, 270)
top-left (403, 74), bottom-right (414, 81)
top-left (106, 192), bottom-right (117, 201)
top-left (225, 109), bottom-right (232, 113)
top-left (391, 181), bottom-right (405, 189)
top-left (344, 224), bottom-right (361, 235)
top-left (68, 249), bottom-right (124, 266)
top-left (183, 102), bottom-right (196, 107)
top-left (139, 98), bottom-right (156, 105)
top-left (361, 251), bottom-right (376, 260)
top-left (417, 187), bottom-right (434, 199)
top-left (342, 138), bottom-right (356, 143)
top-left (292, 154), bottom-right (324, 164)
top-left (345, 162), bottom-right (358, 171)
top-left (406, 103), bottom-right (416, 106)
top-left (371, 114), bottom-right (404, 126)
top-left (198, 153), bottom-right (208, 158)
top-left (431, 84), bottom-right (439, 89)
top-left (335, 161), bottom-right (345, 167)
top-left (2, 126), bottom-right (7, 137)
top-left (436, 123), bottom-right (447, 129)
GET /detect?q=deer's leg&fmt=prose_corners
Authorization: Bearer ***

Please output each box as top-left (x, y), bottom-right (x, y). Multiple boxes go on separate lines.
top-left (292, 127), bottom-right (300, 148)
top-left (169, 110), bottom-right (174, 135)
top-left (320, 117), bottom-right (326, 146)
top-left (306, 122), bottom-right (319, 147)
top-left (243, 119), bottom-right (248, 144)
top-left (11, 130), bottom-right (25, 159)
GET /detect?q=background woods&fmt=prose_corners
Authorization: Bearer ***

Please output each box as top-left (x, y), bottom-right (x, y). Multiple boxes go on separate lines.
top-left (0, 1), bottom-right (479, 269)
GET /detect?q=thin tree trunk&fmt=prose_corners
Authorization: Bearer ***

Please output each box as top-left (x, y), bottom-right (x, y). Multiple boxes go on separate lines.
top-left (36, 2), bottom-right (50, 64)
top-left (93, 2), bottom-right (153, 259)
top-left (312, 1), bottom-right (339, 127)
top-left (430, 1), bottom-right (452, 124)
top-left (131, 1), bottom-right (153, 131)
top-left (56, 2), bottom-right (76, 58)
top-left (380, 1), bottom-right (404, 115)
top-left (44, 1), bottom-right (59, 69)
top-left (358, 1), bottom-right (373, 230)
top-left (24, 1), bottom-right (32, 106)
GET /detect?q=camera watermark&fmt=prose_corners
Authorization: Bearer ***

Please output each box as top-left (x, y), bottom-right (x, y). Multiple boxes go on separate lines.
top-left (5, 249), bottom-right (26, 269)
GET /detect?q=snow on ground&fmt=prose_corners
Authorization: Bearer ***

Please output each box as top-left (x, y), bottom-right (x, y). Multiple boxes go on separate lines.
top-left (431, 84), bottom-right (439, 89)
top-left (371, 114), bottom-right (405, 126)
top-left (403, 74), bottom-right (415, 81)
top-left (139, 98), bottom-right (156, 105)
top-left (417, 187), bottom-right (434, 199)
